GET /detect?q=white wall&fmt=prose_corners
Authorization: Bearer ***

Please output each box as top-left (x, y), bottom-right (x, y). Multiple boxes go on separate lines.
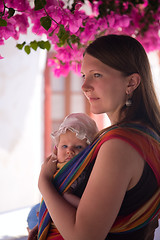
top-left (0, 33), bottom-right (45, 212)
top-left (148, 51), bottom-right (160, 102)
top-left (149, 51), bottom-right (160, 240)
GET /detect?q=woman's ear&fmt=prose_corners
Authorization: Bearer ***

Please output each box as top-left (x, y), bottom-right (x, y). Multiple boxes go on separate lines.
top-left (126, 73), bottom-right (141, 95)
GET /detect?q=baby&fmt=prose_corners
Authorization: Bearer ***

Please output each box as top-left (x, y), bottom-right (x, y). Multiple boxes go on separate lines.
top-left (27, 113), bottom-right (98, 238)
top-left (52, 113), bottom-right (99, 207)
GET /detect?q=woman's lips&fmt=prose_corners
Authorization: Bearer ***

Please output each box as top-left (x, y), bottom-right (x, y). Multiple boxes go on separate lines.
top-left (89, 97), bottom-right (100, 102)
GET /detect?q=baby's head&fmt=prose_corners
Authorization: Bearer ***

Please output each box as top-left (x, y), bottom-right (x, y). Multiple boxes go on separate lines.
top-left (51, 113), bottom-right (99, 163)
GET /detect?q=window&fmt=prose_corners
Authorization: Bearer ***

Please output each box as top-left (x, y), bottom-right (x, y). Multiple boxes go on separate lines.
top-left (43, 53), bottom-right (90, 157)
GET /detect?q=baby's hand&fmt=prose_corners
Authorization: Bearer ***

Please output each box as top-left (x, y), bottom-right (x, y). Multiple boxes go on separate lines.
top-left (38, 154), bottom-right (57, 186)
top-left (27, 224), bottom-right (38, 240)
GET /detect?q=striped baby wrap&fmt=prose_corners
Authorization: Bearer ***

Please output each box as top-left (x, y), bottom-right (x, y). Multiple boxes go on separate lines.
top-left (38, 123), bottom-right (160, 239)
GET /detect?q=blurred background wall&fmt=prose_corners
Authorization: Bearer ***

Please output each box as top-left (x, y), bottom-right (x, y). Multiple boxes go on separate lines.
top-left (0, 32), bottom-right (45, 212)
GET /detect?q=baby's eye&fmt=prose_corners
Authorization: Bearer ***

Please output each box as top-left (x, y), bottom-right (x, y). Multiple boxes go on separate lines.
top-left (62, 145), bottom-right (67, 149)
top-left (94, 73), bottom-right (102, 78)
top-left (75, 145), bottom-right (84, 150)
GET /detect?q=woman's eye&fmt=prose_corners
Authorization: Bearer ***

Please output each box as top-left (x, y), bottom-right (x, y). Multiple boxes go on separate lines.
top-left (94, 73), bottom-right (101, 78)
top-left (81, 74), bottom-right (85, 81)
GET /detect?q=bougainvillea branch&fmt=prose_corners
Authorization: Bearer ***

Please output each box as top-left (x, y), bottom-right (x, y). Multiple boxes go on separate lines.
top-left (0, 0), bottom-right (160, 77)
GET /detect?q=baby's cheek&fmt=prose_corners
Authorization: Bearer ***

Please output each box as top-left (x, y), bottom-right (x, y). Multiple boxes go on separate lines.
top-left (76, 149), bottom-right (82, 154)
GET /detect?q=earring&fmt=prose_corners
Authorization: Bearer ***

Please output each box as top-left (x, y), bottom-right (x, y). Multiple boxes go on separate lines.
top-left (126, 90), bottom-right (132, 107)
top-left (126, 98), bottom-right (132, 107)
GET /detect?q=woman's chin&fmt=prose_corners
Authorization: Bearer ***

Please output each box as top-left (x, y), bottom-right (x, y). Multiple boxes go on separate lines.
top-left (90, 108), bottom-right (104, 115)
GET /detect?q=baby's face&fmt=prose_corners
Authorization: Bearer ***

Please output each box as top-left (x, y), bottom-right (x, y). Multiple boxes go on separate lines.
top-left (57, 130), bottom-right (88, 163)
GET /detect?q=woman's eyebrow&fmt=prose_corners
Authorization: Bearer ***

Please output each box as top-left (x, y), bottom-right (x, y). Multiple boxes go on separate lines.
top-left (81, 70), bottom-right (99, 74)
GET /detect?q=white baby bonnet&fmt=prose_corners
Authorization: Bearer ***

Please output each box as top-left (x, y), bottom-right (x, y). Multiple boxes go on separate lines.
top-left (51, 113), bottom-right (99, 145)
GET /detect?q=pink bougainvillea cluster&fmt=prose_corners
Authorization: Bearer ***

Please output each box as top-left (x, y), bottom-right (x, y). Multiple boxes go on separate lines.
top-left (0, 0), bottom-right (160, 77)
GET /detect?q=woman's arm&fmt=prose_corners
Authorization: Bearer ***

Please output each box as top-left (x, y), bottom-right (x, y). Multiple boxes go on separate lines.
top-left (38, 139), bottom-right (144, 240)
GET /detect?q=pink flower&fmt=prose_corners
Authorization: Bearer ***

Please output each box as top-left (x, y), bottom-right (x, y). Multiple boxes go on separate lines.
top-left (0, 39), bottom-right (4, 45)
top-left (114, 14), bottom-right (131, 28)
top-left (13, 14), bottom-right (29, 34)
top-left (4, 0), bottom-right (31, 11)
top-left (52, 62), bottom-right (70, 77)
top-left (89, 0), bottom-right (103, 17)
top-left (47, 5), bottom-right (62, 23)
top-left (75, 2), bottom-right (83, 11)
top-left (0, 0), bottom-right (159, 77)
top-left (71, 61), bottom-right (82, 75)
top-left (0, 21), bottom-right (17, 40)
top-left (68, 13), bottom-right (83, 34)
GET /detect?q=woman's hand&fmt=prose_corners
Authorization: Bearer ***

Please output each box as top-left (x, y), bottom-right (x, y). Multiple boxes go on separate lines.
top-left (38, 154), bottom-right (57, 190)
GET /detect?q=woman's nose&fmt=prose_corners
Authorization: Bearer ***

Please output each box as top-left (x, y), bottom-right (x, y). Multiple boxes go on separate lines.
top-left (81, 78), bottom-right (93, 93)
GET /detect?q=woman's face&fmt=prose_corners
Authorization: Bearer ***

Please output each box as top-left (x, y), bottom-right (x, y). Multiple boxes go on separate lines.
top-left (81, 53), bottom-right (129, 124)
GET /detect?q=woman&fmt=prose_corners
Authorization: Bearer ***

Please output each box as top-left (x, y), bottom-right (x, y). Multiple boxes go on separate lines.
top-left (38, 34), bottom-right (160, 240)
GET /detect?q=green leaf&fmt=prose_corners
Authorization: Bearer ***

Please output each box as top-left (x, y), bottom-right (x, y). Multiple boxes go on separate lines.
top-left (0, 18), bottom-right (7, 26)
top-left (70, 34), bottom-right (80, 44)
top-left (34, 0), bottom-right (46, 10)
top-left (57, 24), bottom-right (70, 47)
top-left (67, 38), bottom-right (73, 49)
top-left (8, 8), bottom-right (15, 18)
top-left (38, 40), bottom-right (45, 49)
top-left (49, 30), bottom-right (54, 37)
top-left (79, 27), bottom-right (85, 32)
top-left (57, 42), bottom-right (63, 47)
top-left (16, 41), bottom-right (26, 50)
top-left (40, 16), bottom-right (51, 31)
top-left (57, 24), bottom-right (66, 39)
top-left (30, 40), bottom-right (38, 51)
top-left (44, 41), bottom-right (51, 51)
top-left (24, 45), bottom-right (31, 54)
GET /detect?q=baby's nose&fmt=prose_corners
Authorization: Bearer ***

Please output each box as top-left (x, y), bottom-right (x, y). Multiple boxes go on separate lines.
top-left (67, 147), bottom-right (75, 155)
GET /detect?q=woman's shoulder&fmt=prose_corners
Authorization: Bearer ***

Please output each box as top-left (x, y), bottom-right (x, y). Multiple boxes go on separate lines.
top-left (95, 133), bottom-right (145, 190)
top-left (98, 122), bottom-right (160, 149)
top-left (97, 136), bottom-right (142, 165)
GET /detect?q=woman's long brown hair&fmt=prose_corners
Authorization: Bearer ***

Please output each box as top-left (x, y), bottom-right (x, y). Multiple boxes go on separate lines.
top-left (85, 34), bottom-right (160, 135)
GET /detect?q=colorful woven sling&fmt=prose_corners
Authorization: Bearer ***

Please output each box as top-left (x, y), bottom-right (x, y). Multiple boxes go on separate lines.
top-left (38, 123), bottom-right (160, 239)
